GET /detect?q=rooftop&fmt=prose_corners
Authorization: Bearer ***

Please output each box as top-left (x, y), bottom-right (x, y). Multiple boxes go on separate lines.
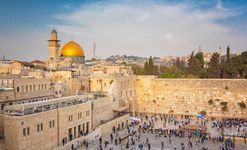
top-left (4, 93), bottom-right (107, 116)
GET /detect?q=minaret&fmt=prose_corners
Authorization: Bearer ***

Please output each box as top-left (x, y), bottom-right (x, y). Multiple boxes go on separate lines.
top-left (48, 29), bottom-right (60, 60)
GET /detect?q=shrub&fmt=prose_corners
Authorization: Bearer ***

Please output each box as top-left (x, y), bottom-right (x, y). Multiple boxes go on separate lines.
top-left (220, 102), bottom-right (228, 106)
top-left (222, 105), bottom-right (228, 111)
top-left (208, 99), bottom-right (213, 105)
top-left (200, 111), bottom-right (207, 115)
top-left (238, 102), bottom-right (246, 109)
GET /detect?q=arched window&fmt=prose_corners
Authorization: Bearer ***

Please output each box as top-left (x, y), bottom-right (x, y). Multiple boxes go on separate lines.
top-left (16, 87), bottom-right (20, 92)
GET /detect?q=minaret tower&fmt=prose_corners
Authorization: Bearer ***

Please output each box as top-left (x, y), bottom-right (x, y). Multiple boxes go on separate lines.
top-left (48, 29), bottom-right (60, 60)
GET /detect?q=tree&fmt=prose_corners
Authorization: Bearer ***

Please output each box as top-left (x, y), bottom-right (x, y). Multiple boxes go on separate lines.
top-left (160, 66), bottom-right (184, 78)
top-left (195, 52), bottom-right (204, 68)
top-left (148, 56), bottom-right (154, 75)
top-left (226, 46), bottom-right (231, 62)
top-left (143, 61), bottom-right (149, 74)
top-left (131, 64), bottom-right (144, 75)
top-left (187, 51), bottom-right (202, 77)
top-left (208, 53), bottom-right (220, 78)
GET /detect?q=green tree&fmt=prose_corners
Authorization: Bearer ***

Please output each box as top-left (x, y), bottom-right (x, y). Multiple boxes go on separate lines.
top-left (160, 66), bottom-right (184, 78)
top-left (208, 53), bottom-right (220, 78)
top-left (195, 52), bottom-right (204, 68)
top-left (131, 64), bottom-right (144, 75)
top-left (148, 56), bottom-right (154, 75)
top-left (143, 61), bottom-right (149, 74)
top-left (187, 51), bottom-right (202, 77)
top-left (226, 46), bottom-right (231, 62)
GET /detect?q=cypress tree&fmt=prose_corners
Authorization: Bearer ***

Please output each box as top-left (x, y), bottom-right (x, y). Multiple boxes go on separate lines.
top-left (208, 53), bottom-right (220, 78)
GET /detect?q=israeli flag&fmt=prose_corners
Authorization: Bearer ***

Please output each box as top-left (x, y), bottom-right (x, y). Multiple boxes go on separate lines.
top-left (197, 114), bottom-right (206, 120)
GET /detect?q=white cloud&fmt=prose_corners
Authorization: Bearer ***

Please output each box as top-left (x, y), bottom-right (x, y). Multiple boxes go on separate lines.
top-left (52, 1), bottom-right (246, 58)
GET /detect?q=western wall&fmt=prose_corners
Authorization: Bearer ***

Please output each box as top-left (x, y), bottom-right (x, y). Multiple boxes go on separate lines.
top-left (135, 76), bottom-right (247, 118)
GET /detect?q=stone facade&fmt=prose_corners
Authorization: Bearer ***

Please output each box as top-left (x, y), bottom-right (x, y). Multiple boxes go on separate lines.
top-left (3, 96), bottom-right (92, 150)
top-left (135, 76), bottom-right (247, 118)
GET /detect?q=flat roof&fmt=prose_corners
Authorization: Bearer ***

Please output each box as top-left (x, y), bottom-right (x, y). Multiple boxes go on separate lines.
top-left (4, 93), bottom-right (107, 116)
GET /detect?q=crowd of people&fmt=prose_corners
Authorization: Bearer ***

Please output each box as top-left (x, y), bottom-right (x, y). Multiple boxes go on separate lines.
top-left (70, 113), bottom-right (245, 150)
top-left (211, 118), bottom-right (247, 136)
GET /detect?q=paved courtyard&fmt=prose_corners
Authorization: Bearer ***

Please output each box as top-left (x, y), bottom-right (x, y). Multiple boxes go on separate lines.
top-left (79, 115), bottom-right (246, 150)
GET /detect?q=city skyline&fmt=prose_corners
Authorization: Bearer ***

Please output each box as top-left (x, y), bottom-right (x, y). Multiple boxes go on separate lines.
top-left (0, 0), bottom-right (247, 61)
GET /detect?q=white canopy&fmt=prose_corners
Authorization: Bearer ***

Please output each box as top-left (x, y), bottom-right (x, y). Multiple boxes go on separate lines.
top-left (129, 117), bottom-right (141, 122)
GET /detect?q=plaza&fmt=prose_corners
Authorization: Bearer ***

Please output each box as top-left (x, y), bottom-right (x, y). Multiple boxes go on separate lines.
top-left (65, 114), bottom-right (247, 150)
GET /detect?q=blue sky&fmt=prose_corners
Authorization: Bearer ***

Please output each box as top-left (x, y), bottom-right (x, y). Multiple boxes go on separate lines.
top-left (0, 0), bottom-right (247, 61)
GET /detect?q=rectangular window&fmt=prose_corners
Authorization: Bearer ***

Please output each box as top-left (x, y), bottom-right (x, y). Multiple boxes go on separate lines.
top-left (37, 124), bottom-right (40, 132)
top-left (50, 120), bottom-right (55, 128)
top-left (27, 127), bottom-right (30, 135)
top-left (78, 113), bottom-right (82, 119)
top-left (23, 128), bottom-right (26, 136)
top-left (41, 123), bottom-right (43, 131)
top-left (68, 115), bottom-right (73, 122)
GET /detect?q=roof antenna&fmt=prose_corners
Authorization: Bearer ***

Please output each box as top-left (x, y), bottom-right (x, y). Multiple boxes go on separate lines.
top-left (93, 41), bottom-right (96, 59)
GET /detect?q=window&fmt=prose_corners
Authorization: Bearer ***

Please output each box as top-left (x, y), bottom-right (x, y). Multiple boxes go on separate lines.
top-left (16, 87), bottom-right (20, 92)
top-left (45, 84), bottom-right (47, 90)
top-left (49, 120), bottom-right (55, 128)
top-left (33, 85), bottom-right (35, 91)
top-left (23, 128), bottom-right (26, 136)
top-left (26, 85), bottom-right (28, 92)
top-left (37, 124), bottom-right (40, 132)
top-left (41, 123), bottom-right (43, 131)
top-left (86, 110), bottom-right (90, 117)
top-left (30, 85), bottom-right (32, 91)
top-left (68, 115), bottom-right (73, 122)
top-left (104, 83), bottom-right (106, 87)
top-left (37, 123), bottom-right (43, 132)
top-left (78, 113), bottom-right (82, 119)
top-left (39, 84), bottom-right (40, 90)
top-left (42, 84), bottom-right (44, 90)
top-left (22, 86), bottom-right (24, 92)
top-left (23, 127), bottom-right (30, 136)
top-left (27, 127), bottom-right (30, 135)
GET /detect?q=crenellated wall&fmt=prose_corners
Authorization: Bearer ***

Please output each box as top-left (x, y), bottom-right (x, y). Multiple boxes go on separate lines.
top-left (135, 76), bottom-right (247, 118)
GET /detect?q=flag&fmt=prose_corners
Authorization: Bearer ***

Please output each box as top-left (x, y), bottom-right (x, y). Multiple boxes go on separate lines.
top-left (197, 114), bottom-right (206, 120)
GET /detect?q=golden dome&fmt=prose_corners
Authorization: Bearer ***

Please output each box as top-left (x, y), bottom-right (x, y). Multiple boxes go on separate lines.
top-left (60, 41), bottom-right (85, 57)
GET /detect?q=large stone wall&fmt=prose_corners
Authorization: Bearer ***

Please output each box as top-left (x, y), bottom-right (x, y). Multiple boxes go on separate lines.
top-left (135, 76), bottom-right (247, 118)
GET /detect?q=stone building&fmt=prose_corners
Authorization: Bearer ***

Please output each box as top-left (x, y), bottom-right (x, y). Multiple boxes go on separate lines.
top-left (0, 77), bottom-right (54, 110)
top-left (1, 93), bottom-right (129, 150)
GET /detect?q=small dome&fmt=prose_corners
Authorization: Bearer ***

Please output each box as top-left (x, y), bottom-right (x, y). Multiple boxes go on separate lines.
top-left (60, 41), bottom-right (85, 57)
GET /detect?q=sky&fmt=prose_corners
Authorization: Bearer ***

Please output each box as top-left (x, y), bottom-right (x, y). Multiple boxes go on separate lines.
top-left (0, 0), bottom-right (247, 61)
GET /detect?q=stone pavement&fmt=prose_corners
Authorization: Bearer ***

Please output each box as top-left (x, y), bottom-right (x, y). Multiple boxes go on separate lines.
top-left (78, 117), bottom-right (247, 150)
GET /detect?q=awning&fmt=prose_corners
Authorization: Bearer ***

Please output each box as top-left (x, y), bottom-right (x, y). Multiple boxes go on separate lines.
top-left (129, 117), bottom-right (141, 122)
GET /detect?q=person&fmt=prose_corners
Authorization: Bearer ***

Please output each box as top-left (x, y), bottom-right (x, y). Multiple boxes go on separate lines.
top-left (174, 144), bottom-right (177, 150)
top-left (71, 144), bottom-right (74, 150)
top-left (110, 133), bottom-right (113, 143)
top-left (99, 137), bottom-right (102, 144)
top-left (161, 141), bottom-right (164, 150)
top-left (148, 143), bottom-right (151, 150)
top-left (62, 138), bottom-right (65, 146)
top-left (181, 142), bottom-right (185, 150)
top-left (85, 141), bottom-right (88, 150)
